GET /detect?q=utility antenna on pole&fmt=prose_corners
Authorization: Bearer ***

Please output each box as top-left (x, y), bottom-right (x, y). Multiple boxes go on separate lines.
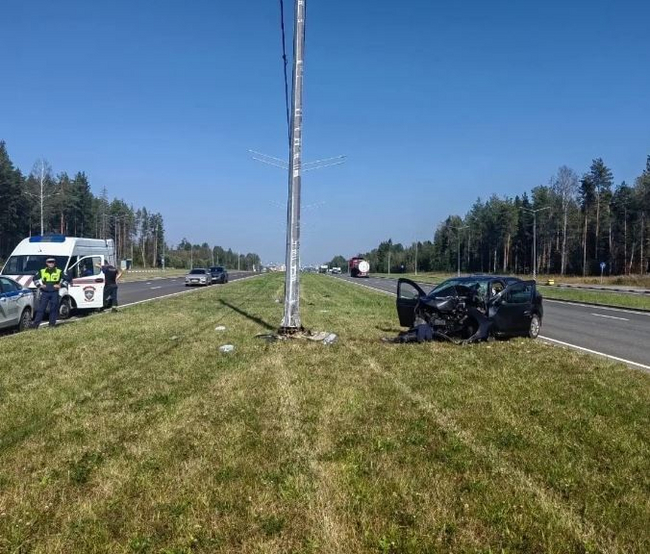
top-left (280, 0), bottom-right (307, 332)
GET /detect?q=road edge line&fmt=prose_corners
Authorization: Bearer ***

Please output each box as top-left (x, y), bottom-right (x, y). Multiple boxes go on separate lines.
top-left (539, 336), bottom-right (650, 372)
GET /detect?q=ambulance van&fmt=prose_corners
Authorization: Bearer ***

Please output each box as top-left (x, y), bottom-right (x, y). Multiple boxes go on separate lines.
top-left (1, 235), bottom-right (116, 318)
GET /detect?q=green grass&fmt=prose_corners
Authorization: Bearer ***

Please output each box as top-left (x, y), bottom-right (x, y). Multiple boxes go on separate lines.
top-left (374, 272), bottom-right (650, 289)
top-left (373, 273), bottom-right (650, 311)
top-left (539, 286), bottom-right (650, 311)
top-left (1, 274), bottom-right (649, 553)
top-left (121, 269), bottom-right (189, 282)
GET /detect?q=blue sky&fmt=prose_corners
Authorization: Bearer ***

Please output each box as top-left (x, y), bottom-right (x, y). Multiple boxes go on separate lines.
top-left (2, 0), bottom-right (649, 265)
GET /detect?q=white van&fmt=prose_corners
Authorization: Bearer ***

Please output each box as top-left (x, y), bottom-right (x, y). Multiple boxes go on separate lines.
top-left (1, 235), bottom-right (116, 318)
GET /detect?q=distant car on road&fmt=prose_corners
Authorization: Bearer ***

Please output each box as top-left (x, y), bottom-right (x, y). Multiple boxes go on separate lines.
top-left (0, 276), bottom-right (35, 332)
top-left (185, 268), bottom-right (211, 286)
top-left (209, 266), bottom-right (229, 284)
top-left (331, 267), bottom-right (342, 274)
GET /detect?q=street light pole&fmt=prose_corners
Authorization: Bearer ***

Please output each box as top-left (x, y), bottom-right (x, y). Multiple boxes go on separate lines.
top-left (280, 0), bottom-right (307, 332)
top-left (414, 240), bottom-right (418, 275)
top-left (450, 225), bottom-right (468, 277)
top-left (520, 206), bottom-right (550, 281)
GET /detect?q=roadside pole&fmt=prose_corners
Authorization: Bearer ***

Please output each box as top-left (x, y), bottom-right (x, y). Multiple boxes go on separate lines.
top-left (280, 0), bottom-right (306, 332)
top-left (521, 206), bottom-right (550, 281)
top-left (451, 225), bottom-right (469, 277)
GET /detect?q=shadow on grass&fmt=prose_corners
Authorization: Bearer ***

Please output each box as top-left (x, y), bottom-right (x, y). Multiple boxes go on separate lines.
top-left (218, 299), bottom-right (276, 331)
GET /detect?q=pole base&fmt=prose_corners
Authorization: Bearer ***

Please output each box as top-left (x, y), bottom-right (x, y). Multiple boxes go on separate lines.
top-left (278, 326), bottom-right (305, 336)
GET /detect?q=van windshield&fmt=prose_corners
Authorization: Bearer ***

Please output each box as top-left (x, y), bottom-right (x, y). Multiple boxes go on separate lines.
top-left (1, 255), bottom-right (69, 275)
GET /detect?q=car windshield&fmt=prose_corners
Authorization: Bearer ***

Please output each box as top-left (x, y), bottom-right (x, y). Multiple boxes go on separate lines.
top-left (428, 278), bottom-right (489, 298)
top-left (1, 255), bottom-right (69, 275)
top-left (189, 269), bottom-right (206, 275)
top-left (210, 267), bottom-right (224, 272)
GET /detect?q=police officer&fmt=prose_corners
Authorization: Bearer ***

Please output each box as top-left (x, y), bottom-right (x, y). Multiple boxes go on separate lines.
top-left (32, 257), bottom-right (68, 328)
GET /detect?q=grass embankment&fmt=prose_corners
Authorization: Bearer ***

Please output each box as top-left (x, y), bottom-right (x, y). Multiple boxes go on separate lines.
top-left (374, 272), bottom-right (650, 289)
top-left (121, 269), bottom-right (188, 283)
top-left (1, 274), bottom-right (649, 553)
top-left (374, 273), bottom-right (650, 311)
top-left (539, 286), bottom-right (650, 311)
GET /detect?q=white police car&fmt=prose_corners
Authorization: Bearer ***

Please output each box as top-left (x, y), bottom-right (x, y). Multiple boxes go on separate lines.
top-left (0, 276), bottom-right (35, 332)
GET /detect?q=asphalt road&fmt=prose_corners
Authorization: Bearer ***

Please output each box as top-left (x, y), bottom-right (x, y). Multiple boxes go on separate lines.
top-left (332, 274), bottom-right (650, 371)
top-left (118, 271), bottom-right (252, 307)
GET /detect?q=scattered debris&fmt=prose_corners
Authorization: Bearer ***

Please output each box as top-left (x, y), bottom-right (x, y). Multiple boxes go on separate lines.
top-left (215, 325), bottom-right (226, 331)
top-left (255, 330), bottom-right (338, 345)
top-left (170, 336), bottom-right (179, 341)
top-left (219, 344), bottom-right (235, 353)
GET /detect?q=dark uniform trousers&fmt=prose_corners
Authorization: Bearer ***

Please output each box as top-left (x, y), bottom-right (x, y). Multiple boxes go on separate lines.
top-left (34, 291), bottom-right (60, 327)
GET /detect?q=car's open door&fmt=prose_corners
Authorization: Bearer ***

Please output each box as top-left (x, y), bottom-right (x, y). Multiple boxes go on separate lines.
top-left (396, 278), bottom-right (427, 328)
top-left (491, 280), bottom-right (536, 335)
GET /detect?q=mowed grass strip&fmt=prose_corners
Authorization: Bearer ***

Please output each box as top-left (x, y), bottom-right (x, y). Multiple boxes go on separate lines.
top-left (539, 286), bottom-right (650, 311)
top-left (0, 274), bottom-right (648, 553)
top-left (374, 272), bottom-right (650, 311)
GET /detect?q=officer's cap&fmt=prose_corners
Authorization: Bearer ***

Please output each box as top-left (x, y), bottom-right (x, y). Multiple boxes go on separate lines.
top-left (46, 257), bottom-right (56, 263)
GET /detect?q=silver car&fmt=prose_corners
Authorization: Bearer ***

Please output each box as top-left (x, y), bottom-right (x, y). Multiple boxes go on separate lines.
top-left (0, 276), bottom-right (35, 332)
top-left (185, 268), bottom-right (211, 286)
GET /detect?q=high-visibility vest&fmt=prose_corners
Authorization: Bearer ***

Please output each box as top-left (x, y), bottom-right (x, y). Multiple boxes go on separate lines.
top-left (39, 268), bottom-right (63, 283)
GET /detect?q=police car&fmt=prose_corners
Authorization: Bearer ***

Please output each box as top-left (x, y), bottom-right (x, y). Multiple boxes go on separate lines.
top-left (0, 276), bottom-right (35, 332)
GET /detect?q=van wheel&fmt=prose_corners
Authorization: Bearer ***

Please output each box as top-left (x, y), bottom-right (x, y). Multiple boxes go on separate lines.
top-left (18, 308), bottom-right (32, 331)
top-left (528, 314), bottom-right (541, 339)
top-left (59, 297), bottom-right (72, 320)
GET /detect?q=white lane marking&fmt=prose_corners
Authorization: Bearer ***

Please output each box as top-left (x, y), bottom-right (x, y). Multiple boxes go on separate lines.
top-left (150, 286), bottom-right (162, 290)
top-left (332, 276), bottom-right (394, 296)
top-left (544, 298), bottom-right (650, 317)
top-left (145, 282), bottom-right (152, 285)
top-left (539, 336), bottom-right (650, 372)
top-left (590, 313), bottom-right (629, 321)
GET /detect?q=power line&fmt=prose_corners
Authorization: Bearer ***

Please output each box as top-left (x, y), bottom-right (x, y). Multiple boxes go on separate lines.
top-left (279, 0), bottom-right (291, 147)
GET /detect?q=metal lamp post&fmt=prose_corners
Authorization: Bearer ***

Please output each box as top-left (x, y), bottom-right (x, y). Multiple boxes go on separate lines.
top-left (450, 225), bottom-right (468, 277)
top-left (520, 206), bottom-right (550, 281)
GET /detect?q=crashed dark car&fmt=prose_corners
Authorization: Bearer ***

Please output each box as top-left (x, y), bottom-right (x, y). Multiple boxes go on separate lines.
top-left (395, 276), bottom-right (543, 343)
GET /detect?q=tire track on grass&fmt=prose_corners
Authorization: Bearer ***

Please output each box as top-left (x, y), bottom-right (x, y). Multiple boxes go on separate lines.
top-left (352, 346), bottom-right (620, 554)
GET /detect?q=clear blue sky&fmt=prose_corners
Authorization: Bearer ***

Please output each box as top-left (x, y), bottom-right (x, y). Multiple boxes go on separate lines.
top-left (2, 0), bottom-right (649, 265)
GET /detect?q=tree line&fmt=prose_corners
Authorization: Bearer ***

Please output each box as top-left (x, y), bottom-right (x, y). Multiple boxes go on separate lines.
top-left (328, 156), bottom-right (650, 277)
top-left (0, 141), bottom-right (261, 269)
top-left (166, 239), bottom-right (261, 270)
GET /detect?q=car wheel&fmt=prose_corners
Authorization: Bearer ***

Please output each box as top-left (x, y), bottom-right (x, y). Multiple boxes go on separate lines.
top-left (59, 297), bottom-right (72, 320)
top-left (18, 308), bottom-right (32, 331)
top-left (528, 314), bottom-right (541, 339)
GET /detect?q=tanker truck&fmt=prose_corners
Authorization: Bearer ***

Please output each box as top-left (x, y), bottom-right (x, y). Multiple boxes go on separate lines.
top-left (349, 257), bottom-right (370, 278)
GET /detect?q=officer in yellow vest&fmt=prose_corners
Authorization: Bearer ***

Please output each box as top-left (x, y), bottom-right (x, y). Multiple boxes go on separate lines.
top-left (32, 257), bottom-right (69, 328)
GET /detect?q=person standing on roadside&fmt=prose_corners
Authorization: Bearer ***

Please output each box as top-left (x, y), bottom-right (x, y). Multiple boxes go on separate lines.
top-left (99, 260), bottom-right (122, 312)
top-left (32, 257), bottom-right (68, 328)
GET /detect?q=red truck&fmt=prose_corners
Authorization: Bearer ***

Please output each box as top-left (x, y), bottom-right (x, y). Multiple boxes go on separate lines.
top-left (349, 257), bottom-right (370, 278)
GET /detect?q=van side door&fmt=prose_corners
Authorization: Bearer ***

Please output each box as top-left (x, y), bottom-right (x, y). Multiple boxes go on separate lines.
top-left (68, 256), bottom-right (105, 309)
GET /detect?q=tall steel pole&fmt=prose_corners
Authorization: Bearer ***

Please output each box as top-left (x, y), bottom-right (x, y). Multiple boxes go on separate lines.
top-left (281, 0), bottom-right (306, 331)
top-left (414, 241), bottom-right (418, 275)
top-left (521, 206), bottom-right (549, 281)
top-left (451, 225), bottom-right (468, 277)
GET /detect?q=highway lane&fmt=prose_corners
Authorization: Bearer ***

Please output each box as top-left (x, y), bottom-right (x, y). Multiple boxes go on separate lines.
top-left (332, 274), bottom-right (650, 370)
top-left (118, 271), bottom-right (252, 306)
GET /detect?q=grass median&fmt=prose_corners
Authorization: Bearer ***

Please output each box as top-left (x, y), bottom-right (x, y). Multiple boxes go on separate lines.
top-left (1, 273), bottom-right (648, 553)
top-left (373, 273), bottom-right (650, 311)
